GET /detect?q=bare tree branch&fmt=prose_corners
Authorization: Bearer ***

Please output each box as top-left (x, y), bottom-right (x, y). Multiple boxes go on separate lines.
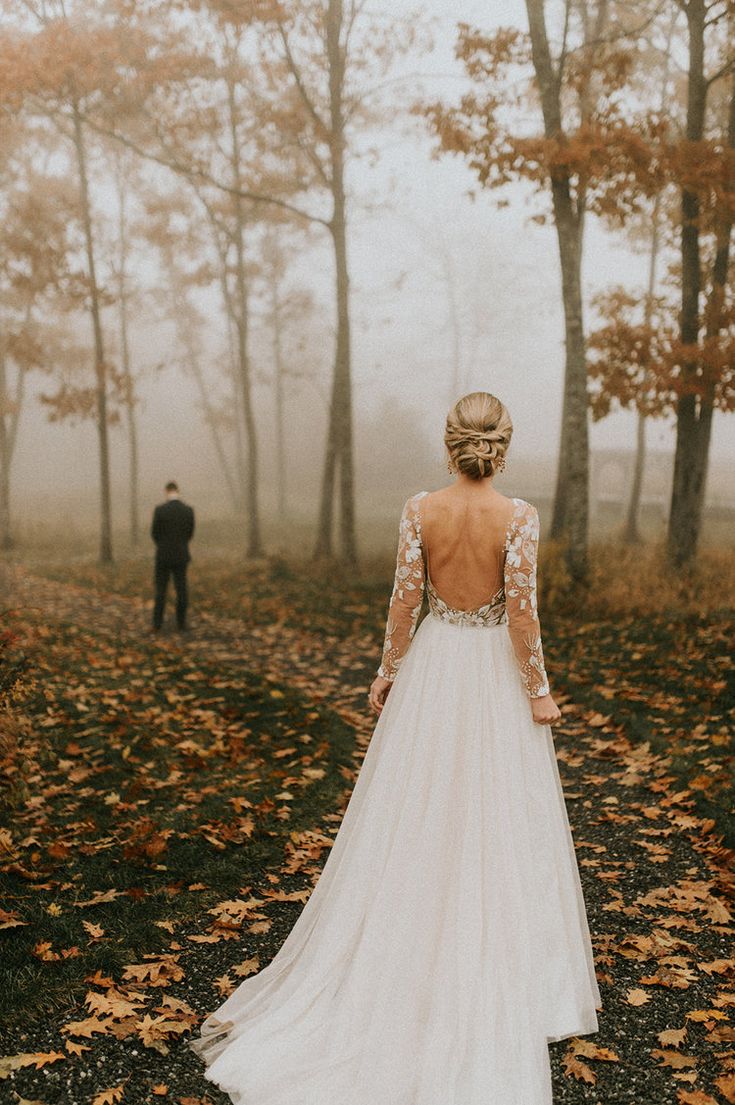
top-left (277, 20), bottom-right (330, 138)
top-left (706, 55), bottom-right (735, 88)
top-left (78, 110), bottom-right (332, 229)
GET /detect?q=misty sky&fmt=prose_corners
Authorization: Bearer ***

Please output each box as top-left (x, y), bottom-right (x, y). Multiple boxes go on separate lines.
top-left (12, 0), bottom-right (734, 529)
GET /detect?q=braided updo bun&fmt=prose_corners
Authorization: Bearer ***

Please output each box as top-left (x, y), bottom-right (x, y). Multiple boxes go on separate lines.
top-left (445, 391), bottom-right (513, 480)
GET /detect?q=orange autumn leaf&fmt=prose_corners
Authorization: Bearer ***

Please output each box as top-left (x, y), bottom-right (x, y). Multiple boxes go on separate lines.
top-left (92, 1086), bottom-right (125, 1105)
top-left (562, 1053), bottom-right (596, 1083)
top-left (685, 1008), bottom-right (729, 1023)
top-left (658, 1027), bottom-right (688, 1046)
top-left (0, 1052), bottom-right (65, 1077)
top-left (64, 1039), bottom-right (91, 1057)
top-left (715, 1073), bottom-right (735, 1103)
top-left (698, 959), bottom-right (735, 976)
top-left (570, 1038), bottom-right (620, 1062)
top-left (233, 956), bottom-right (260, 977)
top-left (626, 987), bottom-right (652, 1006)
top-left (651, 1048), bottom-right (698, 1069)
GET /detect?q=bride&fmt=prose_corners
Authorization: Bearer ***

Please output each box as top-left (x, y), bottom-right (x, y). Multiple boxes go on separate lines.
top-left (190, 391), bottom-right (602, 1104)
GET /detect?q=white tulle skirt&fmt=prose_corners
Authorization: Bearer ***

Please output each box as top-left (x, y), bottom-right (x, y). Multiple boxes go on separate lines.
top-left (190, 614), bottom-right (602, 1105)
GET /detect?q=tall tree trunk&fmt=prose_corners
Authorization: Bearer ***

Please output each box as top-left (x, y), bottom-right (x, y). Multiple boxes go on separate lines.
top-left (314, 395), bottom-right (339, 558)
top-left (183, 316), bottom-right (240, 509)
top-left (0, 456), bottom-right (10, 552)
top-left (548, 188), bottom-right (588, 580)
top-left (226, 310), bottom-right (247, 509)
top-left (227, 77), bottom-right (263, 558)
top-left (315, 0), bottom-right (357, 563)
top-left (116, 177), bottom-right (140, 546)
top-left (670, 74), bottom-right (735, 560)
top-left (625, 412), bottom-right (646, 544)
top-left (0, 353), bottom-right (14, 551)
top-left (187, 346), bottom-right (241, 511)
top-left (624, 10), bottom-right (676, 546)
top-left (269, 273), bottom-right (287, 521)
top-left (331, 193), bottom-right (357, 563)
top-left (625, 207), bottom-right (662, 545)
top-left (73, 103), bottom-right (113, 564)
top-left (0, 353), bottom-right (24, 551)
top-left (160, 240), bottom-right (240, 510)
top-left (666, 0), bottom-right (721, 567)
top-left (209, 221), bottom-right (248, 510)
top-left (525, 0), bottom-right (589, 580)
top-left (120, 312), bottom-right (140, 547)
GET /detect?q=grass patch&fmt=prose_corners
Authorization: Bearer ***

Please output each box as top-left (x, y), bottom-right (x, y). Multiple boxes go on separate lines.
top-left (35, 550), bottom-right (392, 642)
top-left (546, 611), bottom-right (735, 847)
top-left (26, 543), bottom-right (735, 848)
top-left (0, 606), bottom-right (356, 1030)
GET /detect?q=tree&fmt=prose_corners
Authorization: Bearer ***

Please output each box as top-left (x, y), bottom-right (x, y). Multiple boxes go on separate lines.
top-left (74, 0), bottom-right (420, 562)
top-left (587, 283), bottom-right (677, 537)
top-left (110, 148), bottom-right (144, 545)
top-left (588, 11), bottom-right (680, 543)
top-left (267, 1), bottom-right (419, 560)
top-left (257, 223), bottom-right (319, 521)
top-left (572, 1), bottom-right (733, 558)
top-left (277, 0), bottom-right (358, 561)
top-left (666, 3), bottom-right (735, 565)
top-left (0, 6), bottom-right (148, 561)
top-left (423, 5), bottom-right (662, 579)
top-left (181, 0), bottom-right (422, 560)
top-left (0, 155), bottom-right (75, 549)
top-left (142, 189), bottom-right (243, 512)
top-left (92, 3), bottom-right (301, 557)
top-left (588, 26), bottom-right (735, 557)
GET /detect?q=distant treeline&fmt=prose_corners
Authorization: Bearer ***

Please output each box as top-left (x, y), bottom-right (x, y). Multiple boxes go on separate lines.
top-left (0, 0), bottom-right (732, 578)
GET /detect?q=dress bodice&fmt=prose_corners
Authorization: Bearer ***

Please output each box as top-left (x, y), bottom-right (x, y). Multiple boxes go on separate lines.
top-left (378, 490), bottom-right (551, 698)
top-left (425, 575), bottom-right (508, 627)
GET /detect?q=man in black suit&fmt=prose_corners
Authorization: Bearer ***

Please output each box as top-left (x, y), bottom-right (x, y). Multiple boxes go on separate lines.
top-left (151, 481), bottom-right (195, 632)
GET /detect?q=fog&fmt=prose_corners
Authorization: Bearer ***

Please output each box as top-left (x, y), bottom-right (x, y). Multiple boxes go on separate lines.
top-left (8, 0), bottom-right (734, 548)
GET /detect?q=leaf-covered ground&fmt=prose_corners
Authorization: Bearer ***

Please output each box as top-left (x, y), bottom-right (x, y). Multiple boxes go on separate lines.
top-left (1, 558), bottom-right (734, 1105)
top-left (39, 550), bottom-right (735, 846)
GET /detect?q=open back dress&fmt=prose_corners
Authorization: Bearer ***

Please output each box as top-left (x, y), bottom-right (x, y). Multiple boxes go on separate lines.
top-left (190, 490), bottom-right (602, 1105)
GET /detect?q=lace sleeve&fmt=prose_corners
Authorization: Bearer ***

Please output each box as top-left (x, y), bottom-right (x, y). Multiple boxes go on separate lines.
top-left (504, 499), bottom-right (550, 699)
top-left (377, 493), bottom-right (427, 681)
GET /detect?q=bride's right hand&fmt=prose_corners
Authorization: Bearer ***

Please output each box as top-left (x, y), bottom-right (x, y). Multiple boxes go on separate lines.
top-left (531, 693), bottom-right (562, 726)
top-left (368, 676), bottom-right (392, 715)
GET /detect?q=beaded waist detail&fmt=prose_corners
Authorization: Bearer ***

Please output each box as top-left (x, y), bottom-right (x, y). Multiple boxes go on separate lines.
top-left (426, 578), bottom-right (508, 628)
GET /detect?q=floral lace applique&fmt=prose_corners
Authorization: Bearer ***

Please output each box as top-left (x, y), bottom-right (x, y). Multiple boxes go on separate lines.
top-left (503, 499), bottom-right (550, 699)
top-left (377, 492), bottom-right (428, 680)
top-left (425, 577), bottom-right (506, 627)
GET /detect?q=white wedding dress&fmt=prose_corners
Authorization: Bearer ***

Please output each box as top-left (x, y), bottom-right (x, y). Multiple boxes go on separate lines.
top-left (190, 491), bottom-right (602, 1105)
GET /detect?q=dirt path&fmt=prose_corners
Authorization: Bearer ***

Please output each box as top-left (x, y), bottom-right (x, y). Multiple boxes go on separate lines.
top-left (2, 563), bottom-right (734, 1105)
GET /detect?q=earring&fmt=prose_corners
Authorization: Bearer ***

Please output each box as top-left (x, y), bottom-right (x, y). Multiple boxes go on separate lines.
top-left (496, 457), bottom-right (506, 474)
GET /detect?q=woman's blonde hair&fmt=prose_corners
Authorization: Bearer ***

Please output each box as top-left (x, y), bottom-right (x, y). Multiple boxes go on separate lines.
top-left (444, 391), bottom-right (513, 480)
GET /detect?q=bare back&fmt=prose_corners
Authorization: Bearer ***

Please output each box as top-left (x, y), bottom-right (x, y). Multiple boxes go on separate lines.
top-left (377, 486), bottom-right (550, 698)
top-left (419, 485), bottom-right (516, 612)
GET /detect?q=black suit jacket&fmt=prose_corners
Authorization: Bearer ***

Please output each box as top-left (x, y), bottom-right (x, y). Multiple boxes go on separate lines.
top-left (151, 499), bottom-right (195, 565)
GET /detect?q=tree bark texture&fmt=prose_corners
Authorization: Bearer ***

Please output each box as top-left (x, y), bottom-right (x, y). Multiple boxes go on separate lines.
top-left (525, 0), bottom-right (589, 581)
top-left (73, 104), bottom-right (114, 564)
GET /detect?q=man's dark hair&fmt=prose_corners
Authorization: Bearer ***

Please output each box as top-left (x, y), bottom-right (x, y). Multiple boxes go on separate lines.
top-left (165, 481), bottom-right (179, 492)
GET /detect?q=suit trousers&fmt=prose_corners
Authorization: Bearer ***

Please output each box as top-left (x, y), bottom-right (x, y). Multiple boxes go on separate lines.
top-left (153, 560), bottom-right (189, 629)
